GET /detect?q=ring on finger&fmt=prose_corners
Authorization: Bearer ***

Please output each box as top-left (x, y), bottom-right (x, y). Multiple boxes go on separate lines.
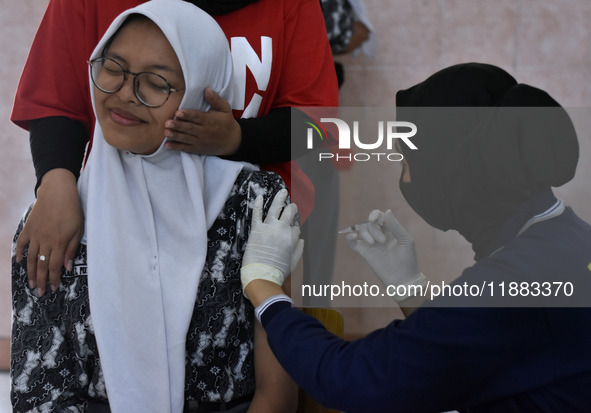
top-left (38, 254), bottom-right (49, 262)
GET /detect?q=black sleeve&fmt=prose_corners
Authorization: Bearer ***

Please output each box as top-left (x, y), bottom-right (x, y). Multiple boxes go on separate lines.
top-left (226, 107), bottom-right (291, 164)
top-left (29, 116), bottom-right (89, 193)
top-left (225, 107), bottom-right (317, 165)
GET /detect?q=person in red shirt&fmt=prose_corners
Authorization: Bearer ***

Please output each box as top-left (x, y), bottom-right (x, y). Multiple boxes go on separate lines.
top-left (11, 0), bottom-right (338, 295)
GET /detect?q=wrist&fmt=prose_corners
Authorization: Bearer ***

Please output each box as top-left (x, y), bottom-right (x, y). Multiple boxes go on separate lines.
top-left (227, 119), bottom-right (242, 155)
top-left (38, 168), bottom-right (78, 195)
top-left (245, 279), bottom-right (286, 307)
top-left (254, 294), bottom-right (293, 324)
top-left (241, 263), bottom-right (285, 291)
top-left (392, 273), bottom-right (427, 302)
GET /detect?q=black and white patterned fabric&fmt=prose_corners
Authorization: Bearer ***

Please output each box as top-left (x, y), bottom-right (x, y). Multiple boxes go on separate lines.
top-left (321, 0), bottom-right (355, 54)
top-left (11, 170), bottom-right (285, 412)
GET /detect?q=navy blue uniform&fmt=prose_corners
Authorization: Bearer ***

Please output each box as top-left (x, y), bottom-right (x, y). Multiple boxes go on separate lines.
top-left (259, 193), bottom-right (591, 412)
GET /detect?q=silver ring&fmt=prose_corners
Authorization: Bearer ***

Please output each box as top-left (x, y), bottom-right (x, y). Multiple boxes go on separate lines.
top-left (39, 255), bottom-right (48, 262)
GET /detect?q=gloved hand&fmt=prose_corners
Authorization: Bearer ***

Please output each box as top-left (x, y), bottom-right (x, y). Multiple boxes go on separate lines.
top-left (241, 189), bottom-right (305, 292)
top-left (346, 209), bottom-right (426, 301)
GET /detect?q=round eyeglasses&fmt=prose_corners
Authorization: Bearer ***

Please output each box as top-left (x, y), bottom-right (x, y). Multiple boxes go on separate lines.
top-left (88, 57), bottom-right (183, 108)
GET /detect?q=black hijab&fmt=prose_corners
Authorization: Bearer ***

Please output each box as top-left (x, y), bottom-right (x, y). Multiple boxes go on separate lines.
top-left (395, 63), bottom-right (579, 259)
top-left (187, 0), bottom-right (258, 15)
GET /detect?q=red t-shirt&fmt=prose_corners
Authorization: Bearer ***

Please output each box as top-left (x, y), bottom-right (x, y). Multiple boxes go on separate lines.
top-left (11, 0), bottom-right (339, 221)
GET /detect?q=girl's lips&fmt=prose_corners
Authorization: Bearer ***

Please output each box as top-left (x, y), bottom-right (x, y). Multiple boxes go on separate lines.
top-left (110, 109), bottom-right (144, 126)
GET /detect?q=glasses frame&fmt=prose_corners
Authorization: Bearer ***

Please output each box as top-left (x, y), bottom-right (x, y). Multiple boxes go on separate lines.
top-left (88, 56), bottom-right (183, 108)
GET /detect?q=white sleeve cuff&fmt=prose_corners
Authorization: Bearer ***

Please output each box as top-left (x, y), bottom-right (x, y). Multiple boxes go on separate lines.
top-left (255, 294), bottom-right (293, 323)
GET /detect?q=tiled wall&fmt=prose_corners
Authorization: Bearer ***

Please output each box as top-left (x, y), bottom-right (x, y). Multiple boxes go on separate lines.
top-left (1, 0), bottom-right (590, 342)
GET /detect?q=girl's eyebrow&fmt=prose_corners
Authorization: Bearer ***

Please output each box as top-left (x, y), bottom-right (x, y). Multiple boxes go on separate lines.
top-left (104, 52), bottom-right (177, 73)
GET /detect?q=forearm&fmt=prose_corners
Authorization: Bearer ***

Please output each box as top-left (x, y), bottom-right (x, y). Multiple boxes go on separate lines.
top-left (228, 108), bottom-right (291, 164)
top-left (229, 108), bottom-right (325, 165)
top-left (248, 289), bottom-right (430, 412)
top-left (30, 116), bottom-right (88, 193)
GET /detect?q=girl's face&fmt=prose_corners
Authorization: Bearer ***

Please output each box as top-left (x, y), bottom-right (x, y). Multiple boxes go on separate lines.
top-left (94, 19), bottom-right (185, 155)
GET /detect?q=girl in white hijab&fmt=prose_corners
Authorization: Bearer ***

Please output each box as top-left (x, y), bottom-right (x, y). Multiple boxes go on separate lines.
top-left (11, 1), bottom-right (296, 412)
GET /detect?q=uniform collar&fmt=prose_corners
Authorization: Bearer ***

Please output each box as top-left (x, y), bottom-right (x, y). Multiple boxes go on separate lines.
top-left (479, 189), bottom-right (563, 260)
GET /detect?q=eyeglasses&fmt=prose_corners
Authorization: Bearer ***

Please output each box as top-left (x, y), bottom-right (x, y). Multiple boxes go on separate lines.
top-left (88, 56), bottom-right (183, 108)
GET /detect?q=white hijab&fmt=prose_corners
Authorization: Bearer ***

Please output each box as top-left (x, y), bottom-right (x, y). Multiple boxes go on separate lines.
top-left (78, 1), bottom-right (253, 411)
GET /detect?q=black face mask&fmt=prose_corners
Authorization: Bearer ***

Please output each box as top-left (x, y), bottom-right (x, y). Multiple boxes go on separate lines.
top-left (187, 0), bottom-right (258, 15)
top-left (395, 63), bottom-right (579, 259)
top-left (398, 175), bottom-right (453, 232)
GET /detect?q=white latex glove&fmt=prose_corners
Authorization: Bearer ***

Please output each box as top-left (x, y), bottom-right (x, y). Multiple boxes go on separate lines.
top-left (346, 209), bottom-right (426, 301)
top-left (241, 189), bottom-right (305, 292)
